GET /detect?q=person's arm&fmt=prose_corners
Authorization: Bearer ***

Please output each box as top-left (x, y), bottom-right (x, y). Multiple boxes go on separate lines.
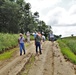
top-left (40, 36), bottom-right (42, 44)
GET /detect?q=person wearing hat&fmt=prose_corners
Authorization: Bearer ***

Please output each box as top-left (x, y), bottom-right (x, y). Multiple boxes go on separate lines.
top-left (35, 32), bottom-right (42, 55)
top-left (18, 33), bottom-right (26, 55)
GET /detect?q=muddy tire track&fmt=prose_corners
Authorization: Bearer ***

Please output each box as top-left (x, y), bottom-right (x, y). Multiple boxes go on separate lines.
top-left (0, 41), bottom-right (76, 75)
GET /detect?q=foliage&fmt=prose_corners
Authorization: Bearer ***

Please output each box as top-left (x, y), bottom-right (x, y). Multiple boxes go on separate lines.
top-left (0, 0), bottom-right (51, 36)
top-left (58, 37), bottom-right (76, 64)
top-left (0, 41), bottom-right (30, 60)
top-left (0, 33), bottom-right (18, 52)
top-left (0, 33), bottom-right (35, 53)
top-left (61, 37), bottom-right (76, 54)
top-left (0, 48), bottom-right (17, 60)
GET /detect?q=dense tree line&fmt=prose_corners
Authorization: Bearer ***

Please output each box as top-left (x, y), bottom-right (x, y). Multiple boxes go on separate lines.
top-left (0, 0), bottom-right (51, 36)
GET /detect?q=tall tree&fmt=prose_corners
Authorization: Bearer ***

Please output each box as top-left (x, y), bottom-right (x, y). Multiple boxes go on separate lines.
top-left (0, 0), bottom-right (21, 33)
top-left (23, 2), bottom-right (31, 32)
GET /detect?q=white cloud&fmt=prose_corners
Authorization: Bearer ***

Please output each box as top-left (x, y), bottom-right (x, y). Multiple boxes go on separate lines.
top-left (26, 0), bottom-right (61, 11)
top-left (69, 5), bottom-right (76, 14)
top-left (25, 0), bottom-right (76, 37)
top-left (45, 4), bottom-right (76, 25)
top-left (25, 0), bottom-right (61, 22)
top-left (52, 26), bottom-right (76, 37)
top-left (25, 0), bottom-right (76, 25)
top-left (44, 7), bottom-right (67, 25)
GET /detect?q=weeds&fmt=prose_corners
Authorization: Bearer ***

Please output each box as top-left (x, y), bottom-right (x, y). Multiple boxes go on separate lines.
top-left (58, 37), bottom-right (76, 64)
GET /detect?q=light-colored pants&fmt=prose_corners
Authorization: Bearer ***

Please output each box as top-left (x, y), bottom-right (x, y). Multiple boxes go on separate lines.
top-left (27, 37), bottom-right (30, 43)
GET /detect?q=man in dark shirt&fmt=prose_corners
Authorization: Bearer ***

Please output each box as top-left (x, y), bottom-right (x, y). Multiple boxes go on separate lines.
top-left (35, 33), bottom-right (42, 55)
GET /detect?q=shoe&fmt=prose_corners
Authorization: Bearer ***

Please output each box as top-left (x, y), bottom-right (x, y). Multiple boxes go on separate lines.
top-left (35, 52), bottom-right (38, 55)
top-left (24, 52), bottom-right (25, 54)
top-left (40, 52), bottom-right (42, 54)
top-left (20, 54), bottom-right (22, 56)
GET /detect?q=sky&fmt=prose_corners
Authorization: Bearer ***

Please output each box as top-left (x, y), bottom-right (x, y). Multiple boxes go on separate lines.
top-left (25, 0), bottom-right (76, 37)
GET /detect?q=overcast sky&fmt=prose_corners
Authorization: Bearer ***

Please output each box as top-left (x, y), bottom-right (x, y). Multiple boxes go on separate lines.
top-left (25, 0), bottom-right (76, 37)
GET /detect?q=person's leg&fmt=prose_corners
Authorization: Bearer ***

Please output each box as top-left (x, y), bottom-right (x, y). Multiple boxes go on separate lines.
top-left (39, 42), bottom-right (42, 54)
top-left (43, 38), bottom-right (44, 42)
top-left (22, 43), bottom-right (25, 54)
top-left (19, 43), bottom-right (22, 55)
top-left (36, 42), bottom-right (38, 54)
top-left (28, 37), bottom-right (30, 43)
top-left (27, 37), bottom-right (28, 42)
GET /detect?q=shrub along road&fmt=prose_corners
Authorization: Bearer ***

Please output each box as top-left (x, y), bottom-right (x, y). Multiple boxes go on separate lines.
top-left (0, 41), bottom-right (76, 75)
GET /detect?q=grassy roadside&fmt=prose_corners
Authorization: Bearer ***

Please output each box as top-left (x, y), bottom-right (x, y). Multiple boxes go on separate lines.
top-left (58, 40), bottom-right (76, 64)
top-left (0, 48), bottom-right (18, 60)
top-left (0, 33), bottom-right (18, 52)
top-left (0, 33), bottom-right (34, 53)
top-left (0, 43), bottom-right (31, 61)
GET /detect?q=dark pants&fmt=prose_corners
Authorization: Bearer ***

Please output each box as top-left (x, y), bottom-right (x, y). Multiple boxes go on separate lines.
top-left (35, 42), bottom-right (42, 54)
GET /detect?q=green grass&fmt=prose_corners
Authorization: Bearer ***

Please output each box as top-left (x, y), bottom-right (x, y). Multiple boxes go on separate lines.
top-left (0, 48), bottom-right (17, 60)
top-left (0, 43), bottom-right (30, 61)
top-left (58, 40), bottom-right (76, 64)
top-left (0, 33), bottom-right (34, 61)
top-left (0, 33), bottom-right (19, 52)
top-left (0, 33), bottom-right (35, 53)
top-left (61, 38), bottom-right (76, 54)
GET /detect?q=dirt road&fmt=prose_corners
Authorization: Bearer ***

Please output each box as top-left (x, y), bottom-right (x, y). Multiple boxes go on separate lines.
top-left (0, 41), bottom-right (76, 75)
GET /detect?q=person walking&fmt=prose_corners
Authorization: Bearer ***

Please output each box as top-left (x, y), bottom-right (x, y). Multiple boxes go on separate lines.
top-left (18, 33), bottom-right (26, 56)
top-left (34, 31), bottom-right (37, 39)
top-left (26, 31), bottom-right (30, 43)
top-left (49, 32), bottom-right (54, 42)
top-left (35, 32), bottom-right (42, 55)
top-left (37, 32), bottom-right (43, 50)
top-left (42, 34), bottom-right (45, 42)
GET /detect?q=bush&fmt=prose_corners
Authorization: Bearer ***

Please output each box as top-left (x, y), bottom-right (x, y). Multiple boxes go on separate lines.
top-left (0, 33), bottom-right (19, 53)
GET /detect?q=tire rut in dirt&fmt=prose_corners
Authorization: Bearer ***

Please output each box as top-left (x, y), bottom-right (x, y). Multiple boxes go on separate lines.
top-left (53, 42), bottom-right (76, 75)
top-left (23, 41), bottom-right (54, 75)
top-left (43, 41), bottom-right (54, 75)
top-left (0, 41), bottom-right (35, 75)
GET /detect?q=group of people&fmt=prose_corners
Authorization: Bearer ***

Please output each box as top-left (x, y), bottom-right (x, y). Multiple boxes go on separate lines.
top-left (18, 31), bottom-right (54, 56)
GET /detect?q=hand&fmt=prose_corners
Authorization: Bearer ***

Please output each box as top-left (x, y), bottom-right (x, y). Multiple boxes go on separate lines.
top-left (41, 41), bottom-right (42, 44)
